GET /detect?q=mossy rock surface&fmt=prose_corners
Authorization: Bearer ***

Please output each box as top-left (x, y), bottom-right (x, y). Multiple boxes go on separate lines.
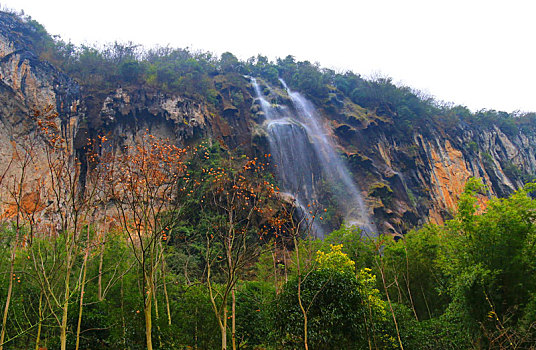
top-left (369, 182), bottom-right (393, 199)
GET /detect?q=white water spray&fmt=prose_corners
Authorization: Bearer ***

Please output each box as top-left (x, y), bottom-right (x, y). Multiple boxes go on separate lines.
top-left (251, 77), bottom-right (375, 235)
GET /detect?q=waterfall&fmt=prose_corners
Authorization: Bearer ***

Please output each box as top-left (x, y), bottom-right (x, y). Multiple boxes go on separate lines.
top-left (251, 77), bottom-right (375, 236)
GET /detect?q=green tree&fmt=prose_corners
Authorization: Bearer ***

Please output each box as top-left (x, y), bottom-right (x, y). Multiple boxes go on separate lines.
top-left (274, 244), bottom-right (392, 349)
top-left (427, 178), bottom-right (536, 347)
top-left (220, 52), bottom-right (241, 73)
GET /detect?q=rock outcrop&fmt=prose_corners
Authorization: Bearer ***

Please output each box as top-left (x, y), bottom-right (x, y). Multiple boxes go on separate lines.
top-left (1, 12), bottom-right (535, 234)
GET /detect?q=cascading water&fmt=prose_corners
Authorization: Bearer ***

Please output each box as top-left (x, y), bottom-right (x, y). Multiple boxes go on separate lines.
top-left (280, 79), bottom-right (375, 234)
top-left (251, 77), bottom-right (324, 235)
top-left (251, 77), bottom-right (375, 235)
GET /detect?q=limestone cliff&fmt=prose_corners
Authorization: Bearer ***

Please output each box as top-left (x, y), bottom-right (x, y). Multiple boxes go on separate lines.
top-left (329, 106), bottom-right (536, 233)
top-left (1, 11), bottom-right (534, 234)
top-left (0, 12), bottom-right (82, 219)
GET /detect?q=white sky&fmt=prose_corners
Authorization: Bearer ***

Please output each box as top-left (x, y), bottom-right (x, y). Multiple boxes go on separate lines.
top-left (2, 0), bottom-right (535, 113)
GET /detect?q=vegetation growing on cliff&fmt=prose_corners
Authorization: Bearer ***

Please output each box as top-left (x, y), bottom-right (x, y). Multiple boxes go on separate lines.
top-left (3, 9), bottom-right (535, 139)
top-left (1, 118), bottom-right (535, 349)
top-left (2, 9), bottom-right (536, 350)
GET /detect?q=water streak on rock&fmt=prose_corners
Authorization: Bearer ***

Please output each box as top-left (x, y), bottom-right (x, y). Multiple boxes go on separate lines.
top-left (251, 77), bottom-right (374, 235)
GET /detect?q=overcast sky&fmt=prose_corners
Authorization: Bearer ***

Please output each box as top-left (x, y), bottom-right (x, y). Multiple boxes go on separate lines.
top-left (2, 0), bottom-right (535, 113)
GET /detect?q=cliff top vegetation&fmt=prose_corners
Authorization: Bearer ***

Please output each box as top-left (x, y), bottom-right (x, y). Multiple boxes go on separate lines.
top-left (2, 9), bottom-right (535, 139)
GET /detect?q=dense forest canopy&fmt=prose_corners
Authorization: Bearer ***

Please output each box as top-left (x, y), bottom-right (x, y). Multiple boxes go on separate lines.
top-left (1, 135), bottom-right (535, 349)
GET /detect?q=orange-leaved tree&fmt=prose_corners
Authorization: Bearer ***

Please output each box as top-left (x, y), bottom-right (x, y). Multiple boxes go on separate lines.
top-left (26, 107), bottom-right (102, 350)
top-left (185, 144), bottom-right (283, 350)
top-left (106, 132), bottom-right (189, 350)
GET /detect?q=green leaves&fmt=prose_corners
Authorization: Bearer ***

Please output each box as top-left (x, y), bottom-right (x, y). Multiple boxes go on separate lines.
top-left (428, 178), bottom-right (536, 345)
top-left (315, 244), bottom-right (355, 273)
top-left (273, 243), bottom-right (391, 349)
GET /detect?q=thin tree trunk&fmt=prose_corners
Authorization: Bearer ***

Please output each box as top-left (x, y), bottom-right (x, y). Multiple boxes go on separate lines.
top-left (272, 250), bottom-right (278, 295)
top-left (1, 142), bottom-right (26, 350)
top-left (283, 247), bottom-right (288, 283)
top-left (393, 275), bottom-right (403, 303)
top-left (161, 260), bottom-right (172, 325)
top-left (98, 213), bottom-right (107, 301)
top-left (121, 275), bottom-right (126, 350)
top-left (404, 245), bottom-right (419, 321)
top-left (367, 299), bottom-right (379, 350)
top-left (222, 305), bottom-right (227, 350)
top-left (232, 286), bottom-right (236, 350)
top-left (224, 227), bottom-right (233, 350)
top-left (0, 246), bottom-right (16, 350)
top-left (421, 285), bottom-right (432, 319)
top-left (153, 282), bottom-right (159, 320)
top-left (35, 292), bottom-right (43, 350)
top-left (150, 267), bottom-right (162, 349)
top-left (60, 250), bottom-right (72, 350)
top-left (144, 284), bottom-right (153, 350)
top-left (378, 258), bottom-right (404, 350)
top-left (293, 236), bottom-right (308, 350)
top-left (153, 282), bottom-right (162, 349)
top-left (362, 310), bottom-right (373, 350)
top-left (206, 240), bottom-right (227, 350)
top-left (75, 247), bottom-right (89, 350)
top-left (98, 237), bottom-right (105, 301)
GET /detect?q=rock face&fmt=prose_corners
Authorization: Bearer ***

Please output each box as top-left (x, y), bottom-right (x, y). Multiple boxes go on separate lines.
top-left (1, 12), bottom-right (535, 234)
top-left (336, 118), bottom-right (536, 233)
top-left (0, 13), bottom-right (80, 122)
top-left (0, 13), bottom-right (82, 220)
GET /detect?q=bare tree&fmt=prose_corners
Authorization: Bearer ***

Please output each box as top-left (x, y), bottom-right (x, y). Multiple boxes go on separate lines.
top-left (0, 135), bottom-right (38, 350)
top-left (107, 133), bottom-right (188, 350)
top-left (29, 107), bottom-right (98, 350)
top-left (196, 147), bottom-right (280, 350)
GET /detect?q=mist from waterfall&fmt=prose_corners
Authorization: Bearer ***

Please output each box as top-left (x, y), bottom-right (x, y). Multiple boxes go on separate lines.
top-left (251, 77), bottom-right (375, 235)
top-left (251, 77), bottom-right (323, 235)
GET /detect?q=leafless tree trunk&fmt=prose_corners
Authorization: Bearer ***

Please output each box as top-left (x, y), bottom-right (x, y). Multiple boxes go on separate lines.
top-left (75, 226), bottom-right (91, 350)
top-left (144, 276), bottom-right (153, 350)
top-left (1, 138), bottom-right (35, 350)
top-left (34, 292), bottom-right (43, 350)
top-left (375, 245), bottom-right (404, 350)
top-left (231, 286), bottom-right (236, 350)
top-left (293, 234), bottom-right (309, 350)
top-left (107, 135), bottom-right (188, 350)
top-left (161, 258), bottom-right (172, 326)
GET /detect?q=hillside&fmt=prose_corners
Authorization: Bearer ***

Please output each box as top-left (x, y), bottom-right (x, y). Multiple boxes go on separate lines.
top-left (1, 11), bottom-right (535, 235)
top-left (0, 10), bottom-right (535, 350)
